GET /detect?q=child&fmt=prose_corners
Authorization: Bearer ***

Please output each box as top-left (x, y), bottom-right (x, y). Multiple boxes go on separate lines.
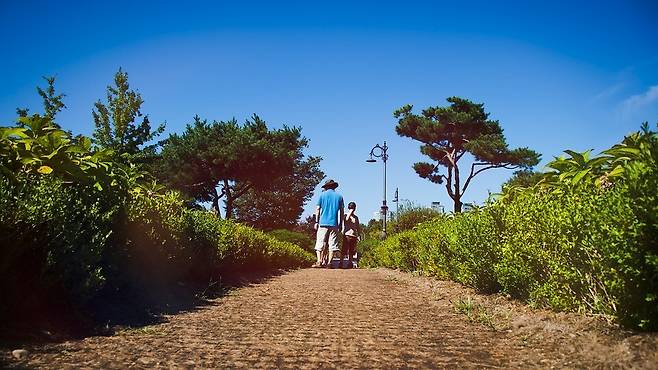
top-left (339, 202), bottom-right (361, 268)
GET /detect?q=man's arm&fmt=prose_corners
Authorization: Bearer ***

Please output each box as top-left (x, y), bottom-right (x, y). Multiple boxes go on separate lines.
top-left (314, 206), bottom-right (321, 230)
top-left (339, 206), bottom-right (345, 232)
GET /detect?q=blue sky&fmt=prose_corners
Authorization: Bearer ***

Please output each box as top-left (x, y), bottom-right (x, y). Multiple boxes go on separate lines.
top-left (1, 0), bottom-right (657, 220)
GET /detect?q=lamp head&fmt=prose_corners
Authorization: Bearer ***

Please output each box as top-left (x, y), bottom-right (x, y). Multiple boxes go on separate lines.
top-left (366, 154), bottom-right (376, 163)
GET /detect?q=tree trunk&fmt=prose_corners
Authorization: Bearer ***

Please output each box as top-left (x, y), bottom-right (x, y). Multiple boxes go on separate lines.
top-left (453, 198), bottom-right (462, 213)
top-left (211, 188), bottom-right (222, 218)
top-left (453, 161), bottom-right (462, 213)
top-left (223, 179), bottom-right (234, 219)
top-left (225, 198), bottom-right (234, 219)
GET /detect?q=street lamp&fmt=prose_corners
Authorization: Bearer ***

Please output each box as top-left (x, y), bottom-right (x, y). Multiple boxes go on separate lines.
top-left (393, 187), bottom-right (399, 218)
top-left (366, 141), bottom-right (388, 238)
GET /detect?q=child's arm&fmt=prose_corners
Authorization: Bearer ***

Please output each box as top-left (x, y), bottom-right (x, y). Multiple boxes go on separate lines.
top-left (346, 208), bottom-right (355, 223)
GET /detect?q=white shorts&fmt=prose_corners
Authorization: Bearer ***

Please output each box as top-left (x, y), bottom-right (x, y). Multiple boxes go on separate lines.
top-left (315, 226), bottom-right (340, 252)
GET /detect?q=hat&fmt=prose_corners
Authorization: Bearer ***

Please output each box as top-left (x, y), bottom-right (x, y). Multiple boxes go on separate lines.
top-left (321, 179), bottom-right (339, 189)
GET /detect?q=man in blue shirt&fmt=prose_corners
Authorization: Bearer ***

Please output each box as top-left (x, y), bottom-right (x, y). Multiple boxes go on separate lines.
top-left (313, 179), bottom-right (344, 268)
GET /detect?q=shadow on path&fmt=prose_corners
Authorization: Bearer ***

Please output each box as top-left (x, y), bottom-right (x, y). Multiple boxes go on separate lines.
top-left (0, 269), bottom-right (290, 349)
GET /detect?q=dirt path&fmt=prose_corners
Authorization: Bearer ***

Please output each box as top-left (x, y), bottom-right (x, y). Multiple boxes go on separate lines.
top-left (3, 267), bottom-right (657, 369)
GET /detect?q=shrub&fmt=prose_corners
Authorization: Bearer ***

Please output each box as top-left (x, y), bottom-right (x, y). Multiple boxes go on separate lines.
top-left (268, 229), bottom-right (315, 253)
top-left (354, 235), bottom-right (380, 265)
top-left (0, 176), bottom-right (120, 315)
top-left (368, 211), bottom-right (501, 292)
top-left (364, 124), bottom-right (658, 330)
top-left (106, 190), bottom-right (189, 287)
top-left (0, 177), bottom-right (314, 322)
top-left (110, 192), bottom-right (315, 287)
top-left (390, 204), bottom-right (442, 233)
top-left (365, 180), bottom-right (657, 329)
top-left (0, 87), bottom-right (315, 325)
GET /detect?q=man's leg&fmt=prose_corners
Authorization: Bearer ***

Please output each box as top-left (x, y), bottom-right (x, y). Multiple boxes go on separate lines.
top-left (314, 227), bottom-right (328, 267)
top-left (326, 227), bottom-right (340, 268)
top-left (315, 250), bottom-right (322, 266)
top-left (327, 249), bottom-right (334, 268)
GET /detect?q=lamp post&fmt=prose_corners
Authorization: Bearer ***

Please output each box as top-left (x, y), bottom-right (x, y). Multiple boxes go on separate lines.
top-left (366, 141), bottom-right (388, 238)
top-left (393, 187), bottom-right (399, 218)
top-left (392, 187), bottom-right (399, 233)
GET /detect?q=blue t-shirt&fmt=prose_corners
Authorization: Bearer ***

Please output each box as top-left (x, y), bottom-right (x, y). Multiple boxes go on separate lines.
top-left (317, 189), bottom-right (344, 227)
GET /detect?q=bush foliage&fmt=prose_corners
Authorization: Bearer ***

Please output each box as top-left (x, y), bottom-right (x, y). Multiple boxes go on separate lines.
top-left (389, 202), bottom-right (442, 233)
top-left (268, 229), bottom-right (315, 253)
top-left (0, 176), bottom-right (118, 310)
top-left (0, 113), bottom-right (314, 320)
top-left (363, 123), bottom-right (658, 330)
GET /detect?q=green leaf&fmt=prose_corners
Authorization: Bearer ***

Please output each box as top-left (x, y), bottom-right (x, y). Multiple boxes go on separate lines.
top-left (564, 150), bottom-right (587, 166)
top-left (603, 146), bottom-right (641, 158)
top-left (20, 157), bottom-right (39, 165)
top-left (571, 168), bottom-right (592, 185)
top-left (0, 127), bottom-right (28, 139)
top-left (606, 165), bottom-right (625, 178)
top-left (21, 139), bottom-right (33, 151)
top-left (43, 146), bottom-right (64, 159)
top-left (66, 145), bottom-right (88, 154)
top-left (79, 136), bottom-right (92, 150)
top-left (586, 156), bottom-right (610, 169)
top-left (37, 165), bottom-right (53, 174)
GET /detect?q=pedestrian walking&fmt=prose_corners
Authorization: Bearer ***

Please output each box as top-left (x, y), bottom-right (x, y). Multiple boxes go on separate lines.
top-left (312, 179), bottom-right (344, 268)
top-left (339, 201), bottom-right (361, 268)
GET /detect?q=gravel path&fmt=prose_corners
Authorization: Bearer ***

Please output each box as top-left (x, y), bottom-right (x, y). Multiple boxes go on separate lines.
top-left (3, 267), bottom-right (657, 369)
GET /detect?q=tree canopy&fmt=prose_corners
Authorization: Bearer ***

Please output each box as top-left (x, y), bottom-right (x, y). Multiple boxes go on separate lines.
top-left (92, 69), bottom-right (164, 160)
top-left (155, 114), bottom-right (309, 219)
top-left (234, 155), bottom-right (324, 230)
top-left (395, 97), bottom-right (540, 212)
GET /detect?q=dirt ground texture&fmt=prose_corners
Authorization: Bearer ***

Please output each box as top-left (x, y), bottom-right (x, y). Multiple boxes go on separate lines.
top-left (2, 267), bottom-right (657, 369)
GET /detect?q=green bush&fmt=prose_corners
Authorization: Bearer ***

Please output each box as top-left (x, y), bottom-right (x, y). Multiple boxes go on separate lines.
top-left (215, 220), bottom-right (314, 272)
top-left (390, 204), bottom-right (442, 233)
top-left (354, 235), bottom-right (379, 264)
top-left (0, 177), bottom-right (314, 321)
top-left (365, 179), bottom-right (657, 329)
top-left (0, 89), bottom-right (315, 324)
top-left (105, 190), bottom-right (189, 287)
top-left (268, 229), bottom-right (314, 252)
top-left (111, 191), bottom-right (315, 286)
top-left (364, 124), bottom-right (658, 330)
top-left (0, 176), bottom-right (120, 313)
top-left (368, 211), bottom-right (501, 292)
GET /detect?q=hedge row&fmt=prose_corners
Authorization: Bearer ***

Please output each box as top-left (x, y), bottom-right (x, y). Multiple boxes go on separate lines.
top-left (362, 164), bottom-right (657, 330)
top-left (0, 176), bottom-right (314, 319)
